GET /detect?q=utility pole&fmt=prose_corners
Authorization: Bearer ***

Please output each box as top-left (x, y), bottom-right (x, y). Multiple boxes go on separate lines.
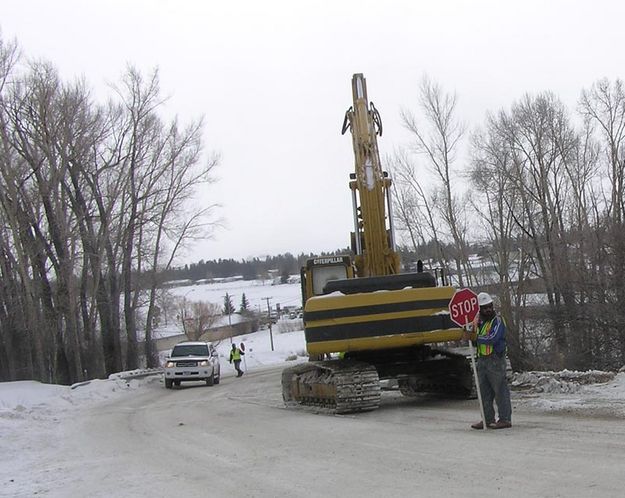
top-left (262, 296), bottom-right (274, 351)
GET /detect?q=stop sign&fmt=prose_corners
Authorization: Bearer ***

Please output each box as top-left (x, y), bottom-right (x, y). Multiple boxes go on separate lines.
top-left (448, 288), bottom-right (479, 327)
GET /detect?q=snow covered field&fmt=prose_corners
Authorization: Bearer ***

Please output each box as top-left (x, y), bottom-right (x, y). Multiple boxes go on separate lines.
top-left (152, 278), bottom-right (303, 338)
top-left (167, 278), bottom-right (303, 317)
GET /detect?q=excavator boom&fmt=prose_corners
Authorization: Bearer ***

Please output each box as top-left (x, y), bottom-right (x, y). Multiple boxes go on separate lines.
top-left (343, 74), bottom-right (400, 277)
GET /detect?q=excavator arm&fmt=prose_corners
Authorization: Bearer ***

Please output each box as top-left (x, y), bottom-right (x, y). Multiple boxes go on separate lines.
top-left (342, 74), bottom-right (400, 278)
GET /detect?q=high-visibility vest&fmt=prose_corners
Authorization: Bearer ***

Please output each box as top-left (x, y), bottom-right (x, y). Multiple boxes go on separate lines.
top-left (476, 316), bottom-right (506, 357)
top-left (477, 320), bottom-right (494, 357)
top-left (230, 348), bottom-right (241, 361)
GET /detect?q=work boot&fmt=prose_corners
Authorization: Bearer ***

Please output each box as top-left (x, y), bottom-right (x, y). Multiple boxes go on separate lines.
top-left (490, 420), bottom-right (512, 429)
top-left (471, 421), bottom-right (486, 430)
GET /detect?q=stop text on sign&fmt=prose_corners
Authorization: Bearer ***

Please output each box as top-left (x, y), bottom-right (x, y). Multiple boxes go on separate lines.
top-left (450, 297), bottom-right (478, 317)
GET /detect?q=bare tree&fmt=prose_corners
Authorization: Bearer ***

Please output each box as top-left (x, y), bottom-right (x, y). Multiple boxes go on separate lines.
top-left (469, 120), bottom-right (528, 369)
top-left (178, 299), bottom-right (221, 341)
top-left (473, 92), bottom-right (601, 369)
top-left (3, 62), bottom-right (91, 383)
top-left (388, 149), bottom-right (449, 272)
top-left (400, 76), bottom-right (474, 286)
top-left (139, 120), bottom-right (221, 366)
top-left (579, 79), bottom-right (625, 224)
top-left (0, 33), bottom-right (221, 382)
top-left (579, 78), bottom-right (625, 366)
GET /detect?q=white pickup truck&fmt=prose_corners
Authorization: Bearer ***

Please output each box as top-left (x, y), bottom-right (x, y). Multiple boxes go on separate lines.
top-left (163, 341), bottom-right (221, 388)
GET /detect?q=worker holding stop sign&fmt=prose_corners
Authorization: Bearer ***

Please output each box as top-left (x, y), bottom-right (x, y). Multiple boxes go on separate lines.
top-left (460, 291), bottom-right (512, 430)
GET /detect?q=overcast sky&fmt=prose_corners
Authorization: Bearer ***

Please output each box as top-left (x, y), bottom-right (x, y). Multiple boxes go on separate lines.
top-left (3, 0), bottom-right (624, 263)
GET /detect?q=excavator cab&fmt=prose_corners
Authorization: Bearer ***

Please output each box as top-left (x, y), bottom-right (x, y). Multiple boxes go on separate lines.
top-left (300, 255), bottom-right (354, 304)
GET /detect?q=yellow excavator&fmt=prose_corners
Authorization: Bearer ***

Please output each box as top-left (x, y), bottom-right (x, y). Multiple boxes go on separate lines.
top-left (282, 74), bottom-right (471, 413)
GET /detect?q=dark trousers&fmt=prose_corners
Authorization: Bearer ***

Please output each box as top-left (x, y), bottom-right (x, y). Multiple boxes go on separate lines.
top-left (233, 359), bottom-right (243, 376)
top-left (477, 354), bottom-right (512, 423)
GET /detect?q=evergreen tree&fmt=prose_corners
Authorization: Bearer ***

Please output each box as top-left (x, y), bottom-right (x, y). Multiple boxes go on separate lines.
top-left (240, 293), bottom-right (250, 313)
top-left (280, 268), bottom-right (290, 284)
top-left (223, 292), bottom-right (235, 315)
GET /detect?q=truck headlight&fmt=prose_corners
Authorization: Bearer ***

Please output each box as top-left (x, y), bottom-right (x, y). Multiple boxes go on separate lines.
top-left (165, 361), bottom-right (175, 368)
top-left (199, 360), bottom-right (209, 366)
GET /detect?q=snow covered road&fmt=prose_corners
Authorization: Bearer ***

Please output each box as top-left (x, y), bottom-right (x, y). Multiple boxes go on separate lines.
top-left (3, 366), bottom-right (625, 498)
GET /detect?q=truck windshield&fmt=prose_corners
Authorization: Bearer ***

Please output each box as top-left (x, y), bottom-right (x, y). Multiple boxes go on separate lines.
top-left (171, 345), bottom-right (209, 357)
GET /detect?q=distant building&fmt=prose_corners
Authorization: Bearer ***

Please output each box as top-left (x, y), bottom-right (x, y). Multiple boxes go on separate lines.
top-left (153, 315), bottom-right (260, 351)
top-left (210, 276), bottom-right (244, 283)
top-left (162, 279), bottom-right (193, 288)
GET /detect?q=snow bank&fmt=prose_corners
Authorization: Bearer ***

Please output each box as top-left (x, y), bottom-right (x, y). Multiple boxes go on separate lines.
top-left (511, 371), bottom-right (625, 417)
top-left (512, 370), bottom-right (616, 394)
top-left (0, 375), bottom-right (161, 417)
top-left (0, 380), bottom-right (67, 412)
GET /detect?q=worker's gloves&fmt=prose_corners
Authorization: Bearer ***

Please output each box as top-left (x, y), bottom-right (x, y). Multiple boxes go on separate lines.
top-left (462, 323), bottom-right (475, 342)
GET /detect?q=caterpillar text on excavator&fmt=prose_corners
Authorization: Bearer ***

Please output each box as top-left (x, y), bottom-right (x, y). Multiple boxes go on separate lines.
top-left (281, 74), bottom-right (472, 414)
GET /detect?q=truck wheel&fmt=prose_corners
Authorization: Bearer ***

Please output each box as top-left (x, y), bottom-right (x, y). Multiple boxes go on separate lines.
top-left (206, 373), bottom-right (214, 386)
top-left (174, 380), bottom-right (181, 386)
top-left (214, 374), bottom-right (220, 385)
top-left (165, 379), bottom-right (173, 389)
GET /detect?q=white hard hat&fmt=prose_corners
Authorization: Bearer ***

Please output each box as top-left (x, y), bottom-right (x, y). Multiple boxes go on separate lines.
top-left (477, 292), bottom-right (493, 306)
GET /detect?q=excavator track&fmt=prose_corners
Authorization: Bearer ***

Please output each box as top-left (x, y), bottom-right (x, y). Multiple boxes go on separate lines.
top-left (396, 351), bottom-right (476, 398)
top-left (282, 360), bottom-right (381, 414)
